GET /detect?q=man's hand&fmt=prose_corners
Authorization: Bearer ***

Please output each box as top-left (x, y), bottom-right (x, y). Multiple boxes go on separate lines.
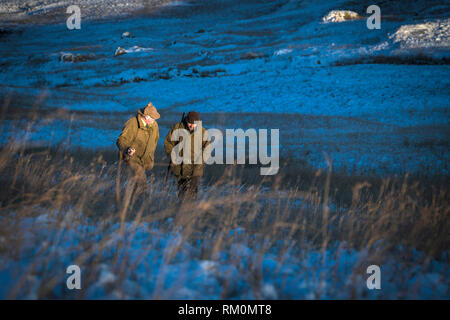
top-left (127, 147), bottom-right (136, 157)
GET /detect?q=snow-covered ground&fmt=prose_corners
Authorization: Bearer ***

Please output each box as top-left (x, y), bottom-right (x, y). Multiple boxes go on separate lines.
top-left (0, 211), bottom-right (447, 299)
top-left (0, 0), bottom-right (448, 299)
top-left (0, 0), bottom-right (449, 175)
top-left (0, 0), bottom-right (178, 25)
top-left (388, 18), bottom-right (450, 49)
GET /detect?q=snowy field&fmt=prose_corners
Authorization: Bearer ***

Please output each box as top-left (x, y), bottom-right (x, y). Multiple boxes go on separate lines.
top-left (0, 0), bottom-right (449, 174)
top-left (0, 0), bottom-right (449, 299)
top-left (0, 212), bottom-right (447, 299)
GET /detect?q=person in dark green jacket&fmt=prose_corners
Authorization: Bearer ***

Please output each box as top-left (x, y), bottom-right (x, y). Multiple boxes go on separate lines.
top-left (164, 111), bottom-right (210, 200)
top-left (117, 102), bottom-right (160, 187)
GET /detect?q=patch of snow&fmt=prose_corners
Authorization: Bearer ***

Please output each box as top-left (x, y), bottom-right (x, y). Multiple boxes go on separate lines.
top-left (199, 260), bottom-right (217, 273)
top-left (274, 48), bottom-right (293, 56)
top-left (389, 18), bottom-right (450, 49)
top-left (115, 46), bottom-right (154, 56)
top-left (97, 265), bottom-right (117, 286)
top-left (262, 283), bottom-right (278, 299)
top-left (0, 0), bottom-right (177, 24)
top-left (121, 31), bottom-right (132, 39)
top-left (161, 0), bottom-right (191, 7)
top-left (322, 10), bottom-right (362, 23)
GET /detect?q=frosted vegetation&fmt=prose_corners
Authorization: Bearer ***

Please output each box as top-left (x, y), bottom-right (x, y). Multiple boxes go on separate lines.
top-left (0, 0), bottom-right (448, 299)
top-left (0, 139), bottom-right (448, 299)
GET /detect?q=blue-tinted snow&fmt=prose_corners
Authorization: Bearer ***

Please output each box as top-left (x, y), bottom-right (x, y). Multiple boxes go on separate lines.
top-left (0, 0), bottom-right (449, 299)
top-left (0, 213), bottom-right (448, 299)
top-left (1, 0), bottom-right (448, 174)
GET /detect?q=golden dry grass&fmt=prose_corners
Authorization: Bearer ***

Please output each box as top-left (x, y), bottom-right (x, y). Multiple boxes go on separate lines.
top-left (0, 133), bottom-right (448, 298)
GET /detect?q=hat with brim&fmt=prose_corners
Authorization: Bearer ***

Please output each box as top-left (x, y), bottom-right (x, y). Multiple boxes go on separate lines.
top-left (140, 102), bottom-right (160, 120)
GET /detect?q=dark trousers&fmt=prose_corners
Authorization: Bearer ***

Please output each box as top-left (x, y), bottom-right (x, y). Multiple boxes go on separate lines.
top-left (177, 176), bottom-right (199, 201)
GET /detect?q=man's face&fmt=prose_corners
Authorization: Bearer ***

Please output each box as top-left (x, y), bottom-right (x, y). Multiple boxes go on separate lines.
top-left (143, 115), bottom-right (155, 125)
top-left (187, 122), bottom-right (197, 132)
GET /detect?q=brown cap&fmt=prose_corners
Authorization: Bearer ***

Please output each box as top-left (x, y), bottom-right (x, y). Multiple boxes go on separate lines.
top-left (186, 111), bottom-right (200, 124)
top-left (140, 102), bottom-right (160, 120)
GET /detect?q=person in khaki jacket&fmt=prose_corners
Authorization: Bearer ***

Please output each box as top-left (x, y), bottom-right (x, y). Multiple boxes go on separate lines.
top-left (164, 111), bottom-right (210, 200)
top-left (117, 102), bottom-right (160, 186)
